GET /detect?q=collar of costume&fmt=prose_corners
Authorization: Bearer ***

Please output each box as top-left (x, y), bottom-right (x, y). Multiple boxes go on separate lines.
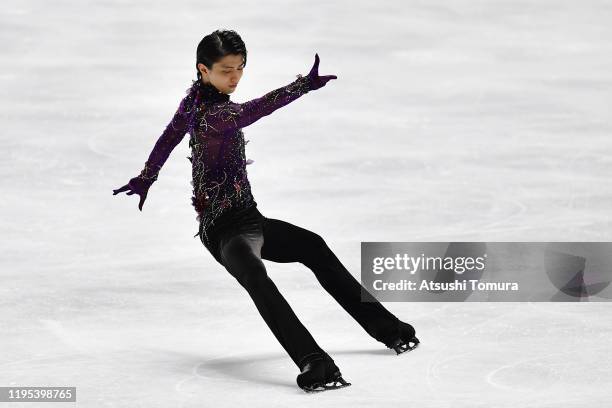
top-left (197, 80), bottom-right (230, 104)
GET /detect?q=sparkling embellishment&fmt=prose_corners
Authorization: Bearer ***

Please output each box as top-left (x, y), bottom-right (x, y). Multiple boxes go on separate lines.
top-left (136, 75), bottom-right (313, 246)
top-left (187, 77), bottom-right (312, 243)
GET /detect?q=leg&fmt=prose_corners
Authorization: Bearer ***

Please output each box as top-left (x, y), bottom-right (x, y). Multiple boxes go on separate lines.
top-left (218, 232), bottom-right (326, 369)
top-left (260, 217), bottom-right (402, 346)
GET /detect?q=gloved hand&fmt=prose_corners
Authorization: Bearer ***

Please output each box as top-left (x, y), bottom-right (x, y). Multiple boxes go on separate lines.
top-left (305, 53), bottom-right (337, 90)
top-left (112, 172), bottom-right (157, 211)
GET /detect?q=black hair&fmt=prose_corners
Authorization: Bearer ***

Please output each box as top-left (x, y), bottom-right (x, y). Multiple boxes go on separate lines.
top-left (196, 29), bottom-right (247, 80)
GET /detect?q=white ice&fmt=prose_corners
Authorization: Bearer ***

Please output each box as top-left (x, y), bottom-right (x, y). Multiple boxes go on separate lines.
top-left (1, 0), bottom-right (612, 407)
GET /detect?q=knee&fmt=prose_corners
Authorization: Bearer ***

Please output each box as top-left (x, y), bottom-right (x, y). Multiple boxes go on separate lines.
top-left (221, 247), bottom-right (269, 291)
top-left (301, 232), bottom-right (332, 263)
top-left (225, 259), bottom-right (269, 291)
top-left (299, 229), bottom-right (324, 249)
top-left (239, 267), bottom-right (269, 291)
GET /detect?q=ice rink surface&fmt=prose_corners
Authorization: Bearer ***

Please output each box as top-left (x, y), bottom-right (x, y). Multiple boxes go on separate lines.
top-left (2, 0), bottom-right (612, 406)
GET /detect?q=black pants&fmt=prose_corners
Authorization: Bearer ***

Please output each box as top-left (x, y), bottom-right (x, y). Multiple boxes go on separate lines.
top-left (200, 205), bottom-right (400, 370)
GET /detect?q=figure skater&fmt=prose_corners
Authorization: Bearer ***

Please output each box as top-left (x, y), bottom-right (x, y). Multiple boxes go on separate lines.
top-left (113, 29), bottom-right (419, 392)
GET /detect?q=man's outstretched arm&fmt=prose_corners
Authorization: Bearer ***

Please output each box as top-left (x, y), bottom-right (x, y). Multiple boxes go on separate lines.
top-left (200, 53), bottom-right (337, 135)
top-left (112, 83), bottom-right (198, 211)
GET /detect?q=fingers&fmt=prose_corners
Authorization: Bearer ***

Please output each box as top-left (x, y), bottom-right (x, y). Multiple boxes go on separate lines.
top-left (316, 75), bottom-right (337, 89)
top-left (113, 184), bottom-right (130, 195)
top-left (309, 53), bottom-right (320, 77)
top-left (138, 192), bottom-right (147, 211)
top-left (322, 75), bottom-right (337, 81)
top-left (113, 181), bottom-right (148, 211)
top-left (308, 54), bottom-right (338, 87)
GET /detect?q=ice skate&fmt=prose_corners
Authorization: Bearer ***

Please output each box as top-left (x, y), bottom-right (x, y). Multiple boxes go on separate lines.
top-left (296, 354), bottom-right (351, 393)
top-left (385, 321), bottom-right (420, 355)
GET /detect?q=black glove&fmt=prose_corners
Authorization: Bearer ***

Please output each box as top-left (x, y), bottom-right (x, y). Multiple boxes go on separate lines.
top-left (112, 166), bottom-right (159, 211)
top-left (305, 53), bottom-right (337, 90)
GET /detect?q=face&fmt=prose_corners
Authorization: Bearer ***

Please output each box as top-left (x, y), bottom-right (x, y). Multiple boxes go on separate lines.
top-left (198, 54), bottom-right (244, 94)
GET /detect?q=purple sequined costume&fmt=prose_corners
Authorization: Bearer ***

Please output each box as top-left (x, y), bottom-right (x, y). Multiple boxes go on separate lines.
top-left (128, 65), bottom-right (416, 376)
top-left (138, 74), bottom-right (313, 246)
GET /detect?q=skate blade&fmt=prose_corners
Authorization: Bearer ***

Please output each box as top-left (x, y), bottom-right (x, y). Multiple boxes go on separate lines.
top-left (302, 376), bottom-right (352, 393)
top-left (393, 336), bottom-right (420, 355)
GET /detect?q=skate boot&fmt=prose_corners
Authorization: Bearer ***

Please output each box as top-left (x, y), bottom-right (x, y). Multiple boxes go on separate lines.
top-left (385, 321), bottom-right (420, 355)
top-left (296, 353), bottom-right (351, 393)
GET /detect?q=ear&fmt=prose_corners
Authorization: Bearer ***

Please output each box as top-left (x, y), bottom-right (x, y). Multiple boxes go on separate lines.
top-left (197, 63), bottom-right (209, 77)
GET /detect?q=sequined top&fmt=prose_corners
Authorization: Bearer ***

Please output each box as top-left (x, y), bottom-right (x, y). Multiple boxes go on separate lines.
top-left (139, 74), bottom-right (314, 246)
